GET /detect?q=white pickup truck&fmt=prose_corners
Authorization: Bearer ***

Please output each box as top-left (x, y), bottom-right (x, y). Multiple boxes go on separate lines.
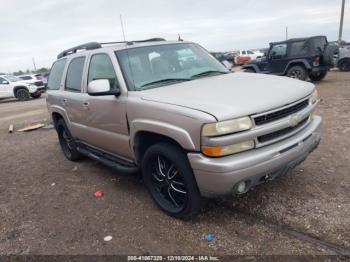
top-left (0, 75), bottom-right (45, 101)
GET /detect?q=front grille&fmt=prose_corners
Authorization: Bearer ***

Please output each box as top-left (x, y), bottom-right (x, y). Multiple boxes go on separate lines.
top-left (254, 100), bottom-right (309, 126)
top-left (34, 81), bottom-right (44, 86)
top-left (257, 117), bottom-right (309, 143)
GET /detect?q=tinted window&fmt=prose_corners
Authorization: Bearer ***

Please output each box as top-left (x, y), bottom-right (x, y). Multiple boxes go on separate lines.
top-left (289, 41), bottom-right (308, 57)
top-left (88, 54), bottom-right (117, 90)
top-left (242, 51), bottom-right (247, 55)
top-left (65, 57), bottom-right (85, 92)
top-left (0, 77), bottom-right (7, 84)
top-left (19, 76), bottom-right (32, 80)
top-left (271, 44), bottom-right (287, 57)
top-left (48, 59), bottom-right (66, 90)
top-left (247, 50), bottom-right (254, 54)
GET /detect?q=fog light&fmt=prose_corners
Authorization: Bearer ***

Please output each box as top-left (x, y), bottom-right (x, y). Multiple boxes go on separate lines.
top-left (237, 181), bottom-right (246, 193)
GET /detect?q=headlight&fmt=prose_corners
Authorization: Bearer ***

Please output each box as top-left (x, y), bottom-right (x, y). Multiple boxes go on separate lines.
top-left (310, 89), bottom-right (319, 104)
top-left (202, 117), bottom-right (252, 137)
top-left (201, 140), bottom-right (255, 157)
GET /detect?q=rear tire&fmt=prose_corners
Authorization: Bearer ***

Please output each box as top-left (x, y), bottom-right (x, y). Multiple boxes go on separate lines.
top-left (15, 89), bottom-right (30, 101)
top-left (338, 59), bottom-right (350, 72)
top-left (31, 93), bottom-right (42, 99)
top-left (56, 119), bottom-right (83, 161)
top-left (287, 65), bottom-right (307, 81)
top-left (244, 68), bottom-right (256, 73)
top-left (309, 71), bottom-right (327, 81)
top-left (142, 143), bottom-right (202, 219)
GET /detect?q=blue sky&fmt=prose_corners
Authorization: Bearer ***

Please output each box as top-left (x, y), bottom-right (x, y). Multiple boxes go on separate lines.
top-left (0, 0), bottom-right (348, 72)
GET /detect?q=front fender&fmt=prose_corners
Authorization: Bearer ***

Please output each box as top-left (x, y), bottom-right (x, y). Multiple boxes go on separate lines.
top-left (130, 119), bottom-right (196, 152)
top-left (242, 64), bottom-right (261, 73)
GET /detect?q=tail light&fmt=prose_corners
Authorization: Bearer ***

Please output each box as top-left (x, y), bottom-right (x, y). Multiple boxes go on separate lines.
top-left (35, 75), bottom-right (43, 80)
top-left (313, 56), bottom-right (320, 66)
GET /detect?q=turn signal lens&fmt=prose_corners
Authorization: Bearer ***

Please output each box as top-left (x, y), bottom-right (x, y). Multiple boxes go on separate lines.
top-left (310, 89), bottom-right (319, 104)
top-left (202, 140), bottom-right (255, 157)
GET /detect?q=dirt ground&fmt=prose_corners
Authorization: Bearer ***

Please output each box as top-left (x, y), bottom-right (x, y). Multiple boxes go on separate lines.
top-left (0, 71), bottom-right (349, 257)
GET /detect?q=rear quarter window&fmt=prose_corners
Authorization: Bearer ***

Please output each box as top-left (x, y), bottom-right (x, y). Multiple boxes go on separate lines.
top-left (65, 57), bottom-right (85, 92)
top-left (47, 59), bottom-right (67, 90)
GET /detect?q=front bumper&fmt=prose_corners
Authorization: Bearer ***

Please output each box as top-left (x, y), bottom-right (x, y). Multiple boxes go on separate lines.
top-left (188, 116), bottom-right (322, 197)
top-left (31, 87), bottom-right (46, 94)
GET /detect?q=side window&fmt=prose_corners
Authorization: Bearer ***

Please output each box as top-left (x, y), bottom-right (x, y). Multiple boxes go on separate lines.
top-left (247, 50), bottom-right (254, 54)
top-left (270, 44), bottom-right (287, 58)
top-left (88, 54), bottom-right (117, 90)
top-left (47, 59), bottom-right (67, 90)
top-left (289, 41), bottom-right (308, 57)
top-left (65, 57), bottom-right (85, 92)
top-left (242, 51), bottom-right (247, 55)
top-left (0, 77), bottom-right (7, 84)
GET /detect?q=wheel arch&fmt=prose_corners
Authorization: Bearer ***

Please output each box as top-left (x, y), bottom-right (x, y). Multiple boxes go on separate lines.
top-left (283, 60), bottom-right (311, 75)
top-left (13, 86), bottom-right (29, 96)
top-left (338, 57), bottom-right (350, 66)
top-left (131, 120), bottom-right (197, 164)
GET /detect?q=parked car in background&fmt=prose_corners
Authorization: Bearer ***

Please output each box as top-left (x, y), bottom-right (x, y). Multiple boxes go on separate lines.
top-left (234, 49), bottom-right (264, 65)
top-left (0, 75), bottom-right (45, 100)
top-left (47, 38), bottom-right (321, 218)
top-left (336, 46), bottom-right (350, 72)
top-left (18, 74), bottom-right (46, 88)
top-left (242, 36), bottom-right (337, 81)
top-left (210, 52), bottom-right (233, 70)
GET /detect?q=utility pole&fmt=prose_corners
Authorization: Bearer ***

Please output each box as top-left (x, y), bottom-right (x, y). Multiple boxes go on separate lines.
top-left (338, 0), bottom-right (346, 44)
top-left (32, 57), bottom-right (37, 72)
top-left (286, 26), bottom-right (288, 40)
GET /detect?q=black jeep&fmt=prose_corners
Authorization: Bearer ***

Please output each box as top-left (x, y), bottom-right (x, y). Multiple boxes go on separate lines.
top-left (242, 36), bottom-right (337, 81)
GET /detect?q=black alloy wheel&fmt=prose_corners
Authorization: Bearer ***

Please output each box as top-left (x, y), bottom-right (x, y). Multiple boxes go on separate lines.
top-left (287, 65), bottom-right (307, 81)
top-left (16, 89), bottom-right (30, 101)
top-left (56, 119), bottom-right (83, 161)
top-left (142, 143), bottom-right (202, 218)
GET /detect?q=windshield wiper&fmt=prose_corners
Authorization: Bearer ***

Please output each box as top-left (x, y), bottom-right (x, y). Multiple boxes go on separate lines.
top-left (191, 70), bottom-right (229, 79)
top-left (141, 78), bottom-right (191, 88)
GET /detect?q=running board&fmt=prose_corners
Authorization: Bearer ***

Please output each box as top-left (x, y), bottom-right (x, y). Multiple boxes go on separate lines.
top-left (76, 145), bottom-right (139, 175)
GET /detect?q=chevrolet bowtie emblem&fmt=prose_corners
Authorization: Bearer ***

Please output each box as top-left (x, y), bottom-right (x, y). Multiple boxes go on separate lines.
top-left (289, 115), bottom-right (302, 127)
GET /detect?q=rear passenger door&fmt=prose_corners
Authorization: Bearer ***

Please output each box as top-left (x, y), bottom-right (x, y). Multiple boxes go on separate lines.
top-left (62, 56), bottom-right (87, 137)
top-left (80, 53), bottom-right (130, 159)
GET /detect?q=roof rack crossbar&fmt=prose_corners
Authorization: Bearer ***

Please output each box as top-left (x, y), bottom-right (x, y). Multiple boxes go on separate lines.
top-left (57, 38), bottom-right (166, 59)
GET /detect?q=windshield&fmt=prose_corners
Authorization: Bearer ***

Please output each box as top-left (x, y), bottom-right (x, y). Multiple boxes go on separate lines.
top-left (4, 75), bottom-right (21, 82)
top-left (116, 43), bottom-right (229, 90)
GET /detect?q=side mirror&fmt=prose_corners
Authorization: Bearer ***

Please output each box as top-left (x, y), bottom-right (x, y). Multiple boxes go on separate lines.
top-left (1, 80), bottom-right (9, 85)
top-left (88, 79), bottom-right (121, 96)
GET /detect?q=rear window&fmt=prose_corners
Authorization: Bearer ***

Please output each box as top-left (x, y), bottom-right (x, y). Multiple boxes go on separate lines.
top-left (65, 57), bottom-right (85, 92)
top-left (47, 59), bottom-right (67, 90)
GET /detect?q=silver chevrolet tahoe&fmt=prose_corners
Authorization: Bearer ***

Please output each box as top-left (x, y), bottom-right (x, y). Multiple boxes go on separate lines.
top-left (46, 39), bottom-right (322, 218)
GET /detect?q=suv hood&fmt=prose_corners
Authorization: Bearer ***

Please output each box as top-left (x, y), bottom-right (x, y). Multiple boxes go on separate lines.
top-left (139, 73), bottom-right (314, 121)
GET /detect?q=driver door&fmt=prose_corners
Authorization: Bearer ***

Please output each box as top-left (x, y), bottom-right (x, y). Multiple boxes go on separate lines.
top-left (266, 43), bottom-right (288, 74)
top-left (79, 53), bottom-right (131, 159)
top-left (0, 77), bottom-right (13, 98)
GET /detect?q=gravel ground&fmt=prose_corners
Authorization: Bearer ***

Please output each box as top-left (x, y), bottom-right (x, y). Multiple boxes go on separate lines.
top-left (0, 71), bottom-right (349, 257)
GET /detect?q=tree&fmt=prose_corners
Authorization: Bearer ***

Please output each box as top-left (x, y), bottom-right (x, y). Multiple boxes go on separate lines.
top-left (36, 67), bottom-right (49, 73)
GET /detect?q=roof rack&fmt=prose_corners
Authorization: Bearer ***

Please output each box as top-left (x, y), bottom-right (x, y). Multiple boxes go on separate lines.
top-left (57, 38), bottom-right (166, 59)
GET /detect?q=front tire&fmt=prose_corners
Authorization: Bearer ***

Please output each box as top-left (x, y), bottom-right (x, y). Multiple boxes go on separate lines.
top-left (309, 71), bottom-right (327, 81)
top-left (287, 65), bottom-right (307, 81)
top-left (15, 89), bottom-right (30, 101)
top-left (338, 59), bottom-right (350, 72)
top-left (56, 119), bottom-right (83, 161)
top-left (142, 143), bottom-right (202, 219)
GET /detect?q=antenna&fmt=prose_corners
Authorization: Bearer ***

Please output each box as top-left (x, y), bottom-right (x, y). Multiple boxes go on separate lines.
top-left (120, 14), bottom-right (127, 42)
top-left (119, 14), bottom-right (136, 90)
